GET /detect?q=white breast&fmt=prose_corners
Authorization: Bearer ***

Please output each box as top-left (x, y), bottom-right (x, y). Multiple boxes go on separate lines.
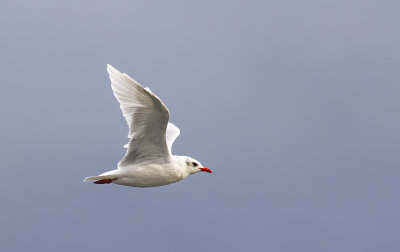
top-left (114, 162), bottom-right (188, 187)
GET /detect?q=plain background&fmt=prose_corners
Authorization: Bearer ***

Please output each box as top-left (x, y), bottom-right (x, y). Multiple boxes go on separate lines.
top-left (1, 0), bottom-right (399, 251)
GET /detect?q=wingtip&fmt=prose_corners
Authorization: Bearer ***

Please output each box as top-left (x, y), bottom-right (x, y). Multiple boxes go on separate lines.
top-left (106, 64), bottom-right (115, 71)
top-left (107, 64), bottom-right (121, 77)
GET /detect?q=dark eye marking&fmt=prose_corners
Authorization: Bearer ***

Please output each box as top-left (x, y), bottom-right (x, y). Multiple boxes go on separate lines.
top-left (192, 162), bottom-right (198, 167)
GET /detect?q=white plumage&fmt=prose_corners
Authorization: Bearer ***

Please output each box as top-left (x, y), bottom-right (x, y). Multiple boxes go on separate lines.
top-left (84, 65), bottom-right (212, 187)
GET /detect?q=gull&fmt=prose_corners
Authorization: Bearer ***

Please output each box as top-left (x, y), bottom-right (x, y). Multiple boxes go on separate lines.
top-left (84, 65), bottom-right (212, 187)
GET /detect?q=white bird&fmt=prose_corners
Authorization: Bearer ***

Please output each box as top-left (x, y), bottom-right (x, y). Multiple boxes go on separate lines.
top-left (84, 65), bottom-right (212, 187)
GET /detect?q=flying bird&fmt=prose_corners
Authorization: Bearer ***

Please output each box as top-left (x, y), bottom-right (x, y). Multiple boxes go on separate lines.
top-left (84, 65), bottom-right (212, 187)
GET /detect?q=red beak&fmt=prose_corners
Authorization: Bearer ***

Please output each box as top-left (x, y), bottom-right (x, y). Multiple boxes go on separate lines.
top-left (200, 167), bottom-right (212, 173)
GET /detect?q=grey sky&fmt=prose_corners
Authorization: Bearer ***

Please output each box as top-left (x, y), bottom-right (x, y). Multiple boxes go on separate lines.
top-left (1, 0), bottom-right (399, 251)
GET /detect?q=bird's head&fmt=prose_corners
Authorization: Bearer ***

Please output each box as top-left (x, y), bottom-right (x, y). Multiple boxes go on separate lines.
top-left (185, 157), bottom-right (212, 175)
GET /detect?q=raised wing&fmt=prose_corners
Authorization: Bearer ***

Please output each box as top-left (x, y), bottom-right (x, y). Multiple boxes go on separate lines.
top-left (166, 122), bottom-right (180, 154)
top-left (144, 87), bottom-right (181, 154)
top-left (107, 64), bottom-right (171, 167)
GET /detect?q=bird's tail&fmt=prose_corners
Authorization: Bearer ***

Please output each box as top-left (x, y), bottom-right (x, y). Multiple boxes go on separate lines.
top-left (83, 175), bottom-right (107, 182)
top-left (83, 170), bottom-right (120, 184)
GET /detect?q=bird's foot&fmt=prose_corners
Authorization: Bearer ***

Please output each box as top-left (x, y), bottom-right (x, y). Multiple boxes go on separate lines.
top-left (94, 178), bottom-right (117, 184)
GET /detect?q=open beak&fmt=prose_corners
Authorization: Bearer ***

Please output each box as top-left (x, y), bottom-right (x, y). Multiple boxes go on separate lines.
top-left (200, 167), bottom-right (212, 173)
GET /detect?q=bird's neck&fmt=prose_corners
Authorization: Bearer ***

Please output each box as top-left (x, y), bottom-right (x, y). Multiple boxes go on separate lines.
top-left (170, 155), bottom-right (191, 177)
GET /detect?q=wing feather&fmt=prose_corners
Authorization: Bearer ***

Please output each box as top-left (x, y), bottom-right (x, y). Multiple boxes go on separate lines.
top-left (107, 64), bottom-right (173, 166)
top-left (166, 122), bottom-right (180, 154)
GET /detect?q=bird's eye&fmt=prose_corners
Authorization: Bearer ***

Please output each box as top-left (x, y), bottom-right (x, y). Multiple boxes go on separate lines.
top-left (192, 162), bottom-right (198, 167)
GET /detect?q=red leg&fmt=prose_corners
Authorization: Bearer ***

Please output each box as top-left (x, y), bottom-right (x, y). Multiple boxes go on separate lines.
top-left (94, 178), bottom-right (117, 184)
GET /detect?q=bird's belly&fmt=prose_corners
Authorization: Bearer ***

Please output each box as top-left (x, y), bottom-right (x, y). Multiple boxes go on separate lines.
top-left (114, 166), bottom-right (183, 187)
top-left (114, 176), bottom-right (179, 187)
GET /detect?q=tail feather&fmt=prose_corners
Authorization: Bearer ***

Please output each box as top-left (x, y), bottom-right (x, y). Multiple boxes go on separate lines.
top-left (84, 170), bottom-right (120, 183)
top-left (84, 175), bottom-right (117, 183)
top-left (83, 175), bottom-right (105, 182)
